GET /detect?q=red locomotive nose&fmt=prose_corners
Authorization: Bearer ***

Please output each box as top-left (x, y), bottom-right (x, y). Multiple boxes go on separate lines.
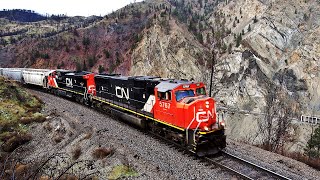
top-left (183, 97), bottom-right (217, 131)
top-left (194, 98), bottom-right (216, 130)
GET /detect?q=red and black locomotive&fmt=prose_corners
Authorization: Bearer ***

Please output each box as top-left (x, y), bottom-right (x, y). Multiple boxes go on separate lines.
top-left (1, 68), bottom-right (226, 156)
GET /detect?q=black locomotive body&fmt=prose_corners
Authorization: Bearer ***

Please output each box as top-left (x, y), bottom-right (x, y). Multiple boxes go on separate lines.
top-left (95, 75), bottom-right (160, 114)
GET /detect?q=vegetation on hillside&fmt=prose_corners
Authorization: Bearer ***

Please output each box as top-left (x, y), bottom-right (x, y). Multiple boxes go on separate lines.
top-left (0, 9), bottom-right (47, 22)
top-left (0, 77), bottom-right (44, 152)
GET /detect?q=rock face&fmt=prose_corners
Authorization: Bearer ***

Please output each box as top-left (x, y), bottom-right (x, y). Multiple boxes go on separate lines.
top-left (130, 14), bottom-right (210, 81)
top-left (208, 0), bottom-right (320, 152)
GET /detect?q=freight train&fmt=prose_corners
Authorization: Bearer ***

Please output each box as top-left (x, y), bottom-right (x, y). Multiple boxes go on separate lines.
top-left (0, 68), bottom-right (226, 156)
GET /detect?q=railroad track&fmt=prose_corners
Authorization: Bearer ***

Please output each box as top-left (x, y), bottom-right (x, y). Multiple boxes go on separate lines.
top-left (148, 130), bottom-right (292, 180)
top-left (204, 151), bottom-right (292, 180)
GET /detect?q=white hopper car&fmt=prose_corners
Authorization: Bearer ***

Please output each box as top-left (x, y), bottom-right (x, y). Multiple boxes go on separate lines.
top-left (22, 69), bottom-right (53, 88)
top-left (1, 68), bottom-right (24, 81)
top-left (0, 68), bottom-right (53, 88)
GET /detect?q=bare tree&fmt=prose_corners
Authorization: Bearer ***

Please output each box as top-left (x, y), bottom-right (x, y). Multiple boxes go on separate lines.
top-left (258, 82), bottom-right (299, 153)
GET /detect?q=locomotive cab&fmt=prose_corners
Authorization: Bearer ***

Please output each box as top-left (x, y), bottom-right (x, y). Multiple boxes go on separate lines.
top-left (154, 81), bottom-right (226, 156)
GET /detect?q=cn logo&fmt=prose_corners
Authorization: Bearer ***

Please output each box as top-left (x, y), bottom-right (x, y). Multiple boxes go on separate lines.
top-left (66, 78), bottom-right (73, 87)
top-left (196, 110), bottom-right (213, 122)
top-left (115, 86), bottom-right (129, 100)
top-left (88, 85), bottom-right (96, 94)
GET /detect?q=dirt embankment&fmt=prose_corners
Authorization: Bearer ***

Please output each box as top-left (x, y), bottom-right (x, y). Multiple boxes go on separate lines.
top-left (0, 77), bottom-right (44, 152)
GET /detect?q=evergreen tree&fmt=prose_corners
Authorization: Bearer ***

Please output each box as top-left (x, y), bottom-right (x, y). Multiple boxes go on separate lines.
top-left (253, 15), bottom-right (258, 23)
top-left (236, 33), bottom-right (242, 47)
top-left (76, 62), bottom-right (82, 71)
top-left (83, 60), bottom-right (87, 71)
top-left (104, 49), bottom-right (110, 58)
top-left (248, 24), bottom-right (251, 32)
top-left (228, 43), bottom-right (232, 54)
top-left (222, 43), bottom-right (227, 53)
top-left (305, 126), bottom-right (320, 158)
top-left (98, 65), bottom-right (105, 73)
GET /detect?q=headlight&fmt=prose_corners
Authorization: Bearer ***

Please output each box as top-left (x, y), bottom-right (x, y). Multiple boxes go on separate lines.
top-left (220, 120), bottom-right (225, 127)
top-left (204, 126), bottom-right (210, 131)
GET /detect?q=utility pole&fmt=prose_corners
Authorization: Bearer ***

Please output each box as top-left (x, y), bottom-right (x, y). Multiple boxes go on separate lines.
top-left (209, 49), bottom-right (215, 97)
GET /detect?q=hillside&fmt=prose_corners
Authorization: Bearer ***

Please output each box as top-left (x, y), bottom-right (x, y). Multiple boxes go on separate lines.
top-left (0, 0), bottom-right (319, 158)
top-left (0, 9), bottom-right (47, 22)
top-left (0, 10), bottom-right (102, 51)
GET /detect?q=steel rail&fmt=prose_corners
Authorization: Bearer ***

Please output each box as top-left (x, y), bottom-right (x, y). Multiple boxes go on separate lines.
top-left (219, 151), bottom-right (292, 180)
top-left (204, 156), bottom-right (254, 180)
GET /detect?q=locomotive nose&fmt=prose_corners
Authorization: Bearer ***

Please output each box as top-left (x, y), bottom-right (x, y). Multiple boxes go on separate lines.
top-left (183, 97), bottom-right (216, 131)
top-left (195, 98), bottom-right (216, 129)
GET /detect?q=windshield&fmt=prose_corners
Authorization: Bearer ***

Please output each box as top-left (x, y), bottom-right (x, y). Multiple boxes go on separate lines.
top-left (196, 87), bottom-right (206, 95)
top-left (175, 90), bottom-right (195, 101)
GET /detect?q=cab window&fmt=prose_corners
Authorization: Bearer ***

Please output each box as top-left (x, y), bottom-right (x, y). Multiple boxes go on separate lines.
top-left (158, 91), bottom-right (171, 101)
top-left (196, 87), bottom-right (206, 95)
top-left (175, 90), bottom-right (195, 101)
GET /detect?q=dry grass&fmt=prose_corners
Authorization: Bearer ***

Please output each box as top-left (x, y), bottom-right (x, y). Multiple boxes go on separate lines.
top-left (2, 133), bottom-right (32, 152)
top-left (20, 113), bottom-right (46, 124)
top-left (43, 122), bottom-right (53, 131)
top-left (14, 163), bottom-right (30, 177)
top-left (92, 147), bottom-right (113, 159)
top-left (72, 146), bottom-right (82, 160)
top-left (81, 132), bottom-right (92, 140)
top-left (52, 134), bottom-right (64, 143)
top-left (282, 151), bottom-right (320, 170)
top-left (59, 175), bottom-right (79, 180)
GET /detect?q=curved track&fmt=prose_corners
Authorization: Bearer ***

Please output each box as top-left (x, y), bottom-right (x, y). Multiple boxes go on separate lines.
top-left (205, 151), bottom-right (292, 180)
top-left (148, 130), bottom-right (292, 180)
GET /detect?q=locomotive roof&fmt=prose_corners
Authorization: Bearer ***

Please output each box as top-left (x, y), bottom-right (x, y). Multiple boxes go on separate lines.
top-left (65, 71), bottom-right (92, 76)
top-left (95, 75), bottom-right (161, 81)
top-left (156, 80), bottom-right (194, 92)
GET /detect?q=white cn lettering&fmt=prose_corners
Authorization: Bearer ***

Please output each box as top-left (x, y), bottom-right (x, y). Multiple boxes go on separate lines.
top-left (115, 86), bottom-right (129, 100)
top-left (196, 110), bottom-right (213, 122)
top-left (66, 78), bottom-right (73, 87)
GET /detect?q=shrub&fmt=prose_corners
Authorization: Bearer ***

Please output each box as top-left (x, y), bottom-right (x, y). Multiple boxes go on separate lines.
top-left (52, 134), bottom-right (64, 143)
top-left (98, 65), bottom-right (105, 73)
top-left (103, 49), bottom-right (110, 58)
top-left (72, 146), bottom-right (82, 160)
top-left (92, 147), bottom-right (113, 159)
top-left (108, 165), bottom-right (138, 179)
top-left (20, 113), bottom-right (46, 124)
top-left (88, 56), bottom-right (97, 68)
top-left (2, 133), bottom-right (32, 152)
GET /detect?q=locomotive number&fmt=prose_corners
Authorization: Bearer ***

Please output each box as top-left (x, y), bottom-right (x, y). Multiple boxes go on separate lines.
top-left (159, 102), bottom-right (170, 109)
